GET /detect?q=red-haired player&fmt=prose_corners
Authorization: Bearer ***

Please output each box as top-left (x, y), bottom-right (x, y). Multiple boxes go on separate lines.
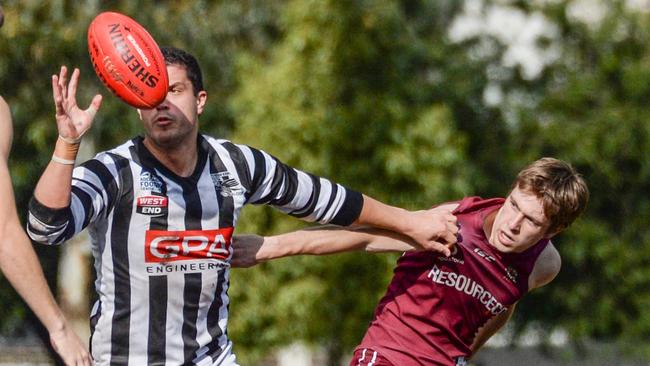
top-left (233, 157), bottom-right (589, 366)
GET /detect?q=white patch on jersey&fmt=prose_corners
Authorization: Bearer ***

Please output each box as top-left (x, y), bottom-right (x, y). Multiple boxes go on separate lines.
top-left (210, 172), bottom-right (245, 197)
top-left (140, 171), bottom-right (163, 192)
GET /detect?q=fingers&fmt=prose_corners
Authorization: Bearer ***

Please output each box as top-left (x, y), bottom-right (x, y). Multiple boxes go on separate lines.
top-left (425, 211), bottom-right (459, 256)
top-left (88, 94), bottom-right (102, 119)
top-left (52, 75), bottom-right (64, 116)
top-left (420, 240), bottom-right (451, 257)
top-left (52, 338), bottom-right (93, 366)
top-left (58, 66), bottom-right (69, 101)
top-left (67, 348), bottom-right (92, 366)
top-left (80, 351), bottom-right (93, 366)
top-left (67, 68), bottom-right (80, 101)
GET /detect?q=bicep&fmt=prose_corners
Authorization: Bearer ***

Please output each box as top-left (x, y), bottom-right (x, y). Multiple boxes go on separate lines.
top-left (243, 146), bottom-right (353, 224)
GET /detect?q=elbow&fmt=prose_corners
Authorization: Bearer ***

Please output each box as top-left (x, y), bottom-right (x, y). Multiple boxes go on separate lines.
top-left (26, 226), bottom-right (65, 246)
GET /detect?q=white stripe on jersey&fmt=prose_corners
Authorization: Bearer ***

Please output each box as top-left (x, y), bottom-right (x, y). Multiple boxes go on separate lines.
top-left (26, 212), bottom-right (68, 243)
top-left (356, 348), bottom-right (367, 366)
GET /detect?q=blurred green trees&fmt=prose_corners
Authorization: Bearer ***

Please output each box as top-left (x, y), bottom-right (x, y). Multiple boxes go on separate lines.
top-left (0, 0), bottom-right (649, 364)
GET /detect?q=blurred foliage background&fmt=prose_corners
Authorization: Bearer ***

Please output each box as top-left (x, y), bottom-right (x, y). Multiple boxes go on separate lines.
top-left (1, 0), bottom-right (649, 365)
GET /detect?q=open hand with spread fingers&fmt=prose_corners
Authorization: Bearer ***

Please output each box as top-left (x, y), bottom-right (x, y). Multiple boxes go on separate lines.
top-left (52, 66), bottom-right (102, 143)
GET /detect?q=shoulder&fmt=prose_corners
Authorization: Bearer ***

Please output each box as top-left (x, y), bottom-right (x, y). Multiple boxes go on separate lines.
top-left (201, 134), bottom-right (236, 149)
top-left (528, 242), bottom-right (561, 290)
top-left (453, 196), bottom-right (504, 215)
top-left (202, 135), bottom-right (254, 156)
top-left (78, 141), bottom-right (135, 173)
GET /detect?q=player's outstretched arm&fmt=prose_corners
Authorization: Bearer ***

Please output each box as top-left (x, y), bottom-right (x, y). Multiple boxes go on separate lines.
top-left (354, 195), bottom-right (459, 256)
top-left (231, 225), bottom-right (422, 268)
top-left (34, 66), bottom-right (102, 208)
top-left (0, 98), bottom-right (91, 365)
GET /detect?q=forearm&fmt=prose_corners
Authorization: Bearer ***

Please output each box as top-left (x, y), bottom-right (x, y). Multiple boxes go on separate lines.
top-left (0, 220), bottom-right (90, 365)
top-left (0, 220), bottom-right (66, 334)
top-left (256, 226), bottom-right (419, 262)
top-left (353, 195), bottom-right (411, 232)
top-left (33, 137), bottom-right (79, 208)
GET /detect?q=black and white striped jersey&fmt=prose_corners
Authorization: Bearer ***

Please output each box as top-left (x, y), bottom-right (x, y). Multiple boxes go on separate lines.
top-left (27, 135), bottom-right (363, 366)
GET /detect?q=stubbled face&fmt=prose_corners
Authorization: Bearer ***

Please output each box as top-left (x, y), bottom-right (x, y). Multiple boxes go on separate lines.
top-left (138, 64), bottom-right (206, 150)
top-left (489, 186), bottom-right (554, 253)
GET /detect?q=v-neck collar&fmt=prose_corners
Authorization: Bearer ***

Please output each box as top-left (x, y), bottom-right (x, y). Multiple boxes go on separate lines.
top-left (134, 135), bottom-right (209, 185)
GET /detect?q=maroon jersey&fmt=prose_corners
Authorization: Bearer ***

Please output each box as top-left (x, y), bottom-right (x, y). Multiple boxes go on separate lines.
top-left (355, 197), bottom-right (549, 366)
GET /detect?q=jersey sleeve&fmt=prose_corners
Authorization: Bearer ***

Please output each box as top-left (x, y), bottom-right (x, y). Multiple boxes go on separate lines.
top-left (223, 142), bottom-right (363, 226)
top-left (27, 153), bottom-right (122, 245)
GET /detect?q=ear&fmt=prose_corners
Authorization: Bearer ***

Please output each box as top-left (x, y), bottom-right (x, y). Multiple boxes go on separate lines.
top-left (136, 108), bottom-right (143, 120)
top-left (196, 91), bottom-right (207, 116)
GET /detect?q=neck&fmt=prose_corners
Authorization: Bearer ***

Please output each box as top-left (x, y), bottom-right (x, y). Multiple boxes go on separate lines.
top-left (143, 136), bottom-right (198, 177)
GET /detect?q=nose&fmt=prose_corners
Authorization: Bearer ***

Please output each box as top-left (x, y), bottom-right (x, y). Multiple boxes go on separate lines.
top-left (508, 213), bottom-right (524, 233)
top-left (155, 98), bottom-right (170, 110)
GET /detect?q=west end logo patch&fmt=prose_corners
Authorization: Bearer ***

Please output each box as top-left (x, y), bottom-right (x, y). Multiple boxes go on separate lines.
top-left (136, 195), bottom-right (168, 216)
top-left (210, 172), bottom-right (245, 197)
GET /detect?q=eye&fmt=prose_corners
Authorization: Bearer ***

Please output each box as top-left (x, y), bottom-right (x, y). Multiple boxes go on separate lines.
top-left (526, 218), bottom-right (540, 227)
top-left (169, 84), bottom-right (185, 94)
top-left (509, 199), bottom-right (519, 211)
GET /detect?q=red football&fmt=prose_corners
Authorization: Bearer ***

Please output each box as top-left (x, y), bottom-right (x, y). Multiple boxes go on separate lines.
top-left (87, 12), bottom-right (168, 108)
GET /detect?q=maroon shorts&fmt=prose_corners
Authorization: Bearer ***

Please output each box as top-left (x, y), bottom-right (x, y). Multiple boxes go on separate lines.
top-left (349, 348), bottom-right (395, 366)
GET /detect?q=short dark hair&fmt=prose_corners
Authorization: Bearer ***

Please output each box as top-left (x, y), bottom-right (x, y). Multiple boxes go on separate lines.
top-left (514, 157), bottom-right (589, 233)
top-left (160, 46), bottom-right (204, 95)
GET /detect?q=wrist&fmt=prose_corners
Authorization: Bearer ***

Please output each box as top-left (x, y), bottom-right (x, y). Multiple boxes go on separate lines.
top-left (257, 236), bottom-right (280, 262)
top-left (58, 135), bottom-right (82, 144)
top-left (44, 312), bottom-right (68, 336)
top-left (52, 136), bottom-right (80, 164)
top-left (384, 207), bottom-right (412, 233)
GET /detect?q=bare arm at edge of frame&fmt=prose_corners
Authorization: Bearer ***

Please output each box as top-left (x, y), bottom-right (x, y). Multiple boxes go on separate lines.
top-left (0, 96), bottom-right (92, 365)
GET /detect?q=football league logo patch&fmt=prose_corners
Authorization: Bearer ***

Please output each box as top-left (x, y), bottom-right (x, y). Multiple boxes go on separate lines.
top-left (211, 172), bottom-right (245, 197)
top-left (140, 171), bottom-right (163, 192)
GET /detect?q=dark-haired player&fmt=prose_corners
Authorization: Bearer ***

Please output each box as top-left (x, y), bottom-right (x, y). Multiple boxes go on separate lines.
top-left (233, 157), bottom-right (589, 366)
top-left (27, 46), bottom-right (457, 365)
